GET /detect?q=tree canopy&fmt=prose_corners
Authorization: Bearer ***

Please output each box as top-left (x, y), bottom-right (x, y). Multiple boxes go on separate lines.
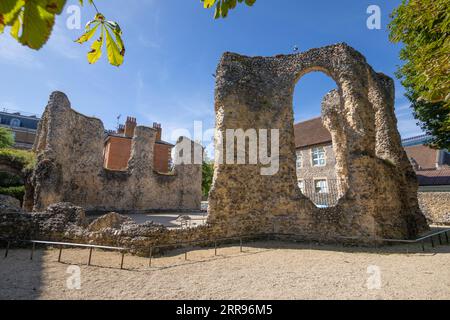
top-left (0, 128), bottom-right (14, 149)
top-left (389, 0), bottom-right (449, 149)
top-left (202, 0), bottom-right (256, 19)
top-left (202, 160), bottom-right (214, 198)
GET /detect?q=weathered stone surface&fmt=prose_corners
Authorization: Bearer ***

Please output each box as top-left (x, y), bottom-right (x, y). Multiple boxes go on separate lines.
top-left (27, 92), bottom-right (202, 213)
top-left (0, 202), bottom-right (87, 240)
top-left (0, 203), bottom-right (34, 239)
top-left (0, 195), bottom-right (21, 208)
top-left (88, 212), bottom-right (132, 232)
top-left (30, 203), bottom-right (87, 238)
top-left (208, 43), bottom-right (428, 240)
top-left (418, 192), bottom-right (450, 225)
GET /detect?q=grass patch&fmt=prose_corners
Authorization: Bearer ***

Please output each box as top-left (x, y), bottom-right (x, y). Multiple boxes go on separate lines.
top-left (0, 186), bottom-right (25, 203)
top-left (0, 148), bottom-right (36, 171)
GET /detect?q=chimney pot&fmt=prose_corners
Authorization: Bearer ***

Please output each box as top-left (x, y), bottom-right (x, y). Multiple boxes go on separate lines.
top-left (124, 116), bottom-right (137, 138)
top-left (153, 122), bottom-right (162, 141)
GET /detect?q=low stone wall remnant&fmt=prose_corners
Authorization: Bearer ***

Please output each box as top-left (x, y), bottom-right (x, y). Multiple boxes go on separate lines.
top-left (418, 192), bottom-right (450, 225)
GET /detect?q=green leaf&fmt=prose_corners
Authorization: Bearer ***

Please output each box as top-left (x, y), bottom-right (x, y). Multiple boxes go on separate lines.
top-left (202, 0), bottom-right (256, 19)
top-left (0, 0), bottom-right (25, 33)
top-left (75, 21), bottom-right (100, 44)
top-left (19, 1), bottom-right (55, 49)
top-left (108, 21), bottom-right (125, 57)
top-left (10, 10), bottom-right (22, 39)
top-left (87, 26), bottom-right (104, 64)
top-left (203, 0), bottom-right (216, 9)
top-left (105, 26), bottom-right (124, 66)
top-left (0, 0), bottom-right (67, 50)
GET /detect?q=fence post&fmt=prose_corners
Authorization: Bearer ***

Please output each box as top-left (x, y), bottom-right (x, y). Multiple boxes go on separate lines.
top-left (88, 247), bottom-right (93, 266)
top-left (445, 232), bottom-right (449, 244)
top-left (430, 236), bottom-right (435, 248)
top-left (214, 240), bottom-right (217, 256)
top-left (148, 246), bottom-right (153, 267)
top-left (438, 234), bottom-right (443, 245)
top-left (240, 237), bottom-right (243, 253)
top-left (421, 241), bottom-right (425, 252)
top-left (120, 252), bottom-right (125, 270)
top-left (30, 242), bottom-right (36, 260)
top-left (185, 249), bottom-right (188, 261)
top-left (58, 245), bottom-right (63, 262)
top-left (4, 240), bottom-right (10, 258)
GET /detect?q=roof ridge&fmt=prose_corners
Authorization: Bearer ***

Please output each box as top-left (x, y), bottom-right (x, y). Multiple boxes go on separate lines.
top-left (294, 116), bottom-right (322, 126)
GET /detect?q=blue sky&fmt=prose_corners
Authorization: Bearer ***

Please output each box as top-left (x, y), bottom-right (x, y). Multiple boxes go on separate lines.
top-left (0, 0), bottom-right (423, 145)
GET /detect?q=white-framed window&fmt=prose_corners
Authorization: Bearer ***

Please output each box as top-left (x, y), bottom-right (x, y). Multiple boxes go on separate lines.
top-left (314, 179), bottom-right (329, 193)
top-left (10, 118), bottom-right (21, 127)
top-left (298, 180), bottom-right (305, 193)
top-left (296, 152), bottom-right (303, 169)
top-left (311, 147), bottom-right (326, 167)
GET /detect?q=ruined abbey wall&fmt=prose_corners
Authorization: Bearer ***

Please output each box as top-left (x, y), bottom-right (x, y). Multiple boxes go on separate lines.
top-left (26, 92), bottom-right (202, 213)
top-left (208, 43), bottom-right (428, 240)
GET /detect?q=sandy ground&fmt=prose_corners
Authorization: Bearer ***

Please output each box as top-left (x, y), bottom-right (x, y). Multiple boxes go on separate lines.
top-left (0, 242), bottom-right (449, 300)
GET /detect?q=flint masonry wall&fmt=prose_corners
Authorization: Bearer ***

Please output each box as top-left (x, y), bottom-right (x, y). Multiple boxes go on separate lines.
top-left (418, 192), bottom-right (450, 225)
top-left (208, 43), bottom-right (428, 240)
top-left (27, 92), bottom-right (202, 213)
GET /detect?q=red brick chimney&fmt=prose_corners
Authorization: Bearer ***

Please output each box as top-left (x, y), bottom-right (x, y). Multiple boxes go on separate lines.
top-left (124, 117), bottom-right (137, 138)
top-left (153, 122), bottom-right (162, 141)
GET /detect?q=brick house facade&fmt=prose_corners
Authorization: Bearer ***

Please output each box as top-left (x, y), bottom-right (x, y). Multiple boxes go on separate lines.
top-left (103, 117), bottom-right (174, 173)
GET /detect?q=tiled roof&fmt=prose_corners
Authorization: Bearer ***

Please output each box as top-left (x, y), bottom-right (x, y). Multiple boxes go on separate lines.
top-left (416, 169), bottom-right (450, 186)
top-left (294, 117), bottom-right (332, 149)
top-left (404, 144), bottom-right (438, 170)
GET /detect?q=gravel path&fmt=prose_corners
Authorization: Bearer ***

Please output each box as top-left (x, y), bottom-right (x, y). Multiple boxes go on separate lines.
top-left (0, 242), bottom-right (449, 300)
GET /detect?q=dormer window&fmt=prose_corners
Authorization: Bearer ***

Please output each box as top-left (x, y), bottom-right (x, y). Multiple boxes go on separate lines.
top-left (10, 118), bottom-right (21, 127)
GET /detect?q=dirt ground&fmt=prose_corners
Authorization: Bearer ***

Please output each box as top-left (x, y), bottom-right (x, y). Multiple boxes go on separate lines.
top-left (0, 241), bottom-right (449, 300)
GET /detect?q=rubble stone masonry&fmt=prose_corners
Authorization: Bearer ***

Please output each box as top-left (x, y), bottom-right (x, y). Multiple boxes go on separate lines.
top-left (208, 43), bottom-right (428, 240)
top-left (26, 92), bottom-right (202, 213)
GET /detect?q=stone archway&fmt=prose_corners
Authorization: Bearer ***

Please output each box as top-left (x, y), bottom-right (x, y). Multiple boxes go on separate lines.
top-left (208, 43), bottom-right (428, 240)
top-left (293, 71), bottom-right (345, 208)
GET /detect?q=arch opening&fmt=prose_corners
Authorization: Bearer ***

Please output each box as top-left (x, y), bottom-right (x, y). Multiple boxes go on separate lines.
top-left (292, 71), bottom-right (347, 208)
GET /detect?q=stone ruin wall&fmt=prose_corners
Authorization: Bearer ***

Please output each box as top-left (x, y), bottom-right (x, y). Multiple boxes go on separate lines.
top-left (418, 192), bottom-right (450, 226)
top-left (25, 92), bottom-right (202, 213)
top-left (1, 44), bottom-right (430, 249)
top-left (207, 43), bottom-right (429, 241)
